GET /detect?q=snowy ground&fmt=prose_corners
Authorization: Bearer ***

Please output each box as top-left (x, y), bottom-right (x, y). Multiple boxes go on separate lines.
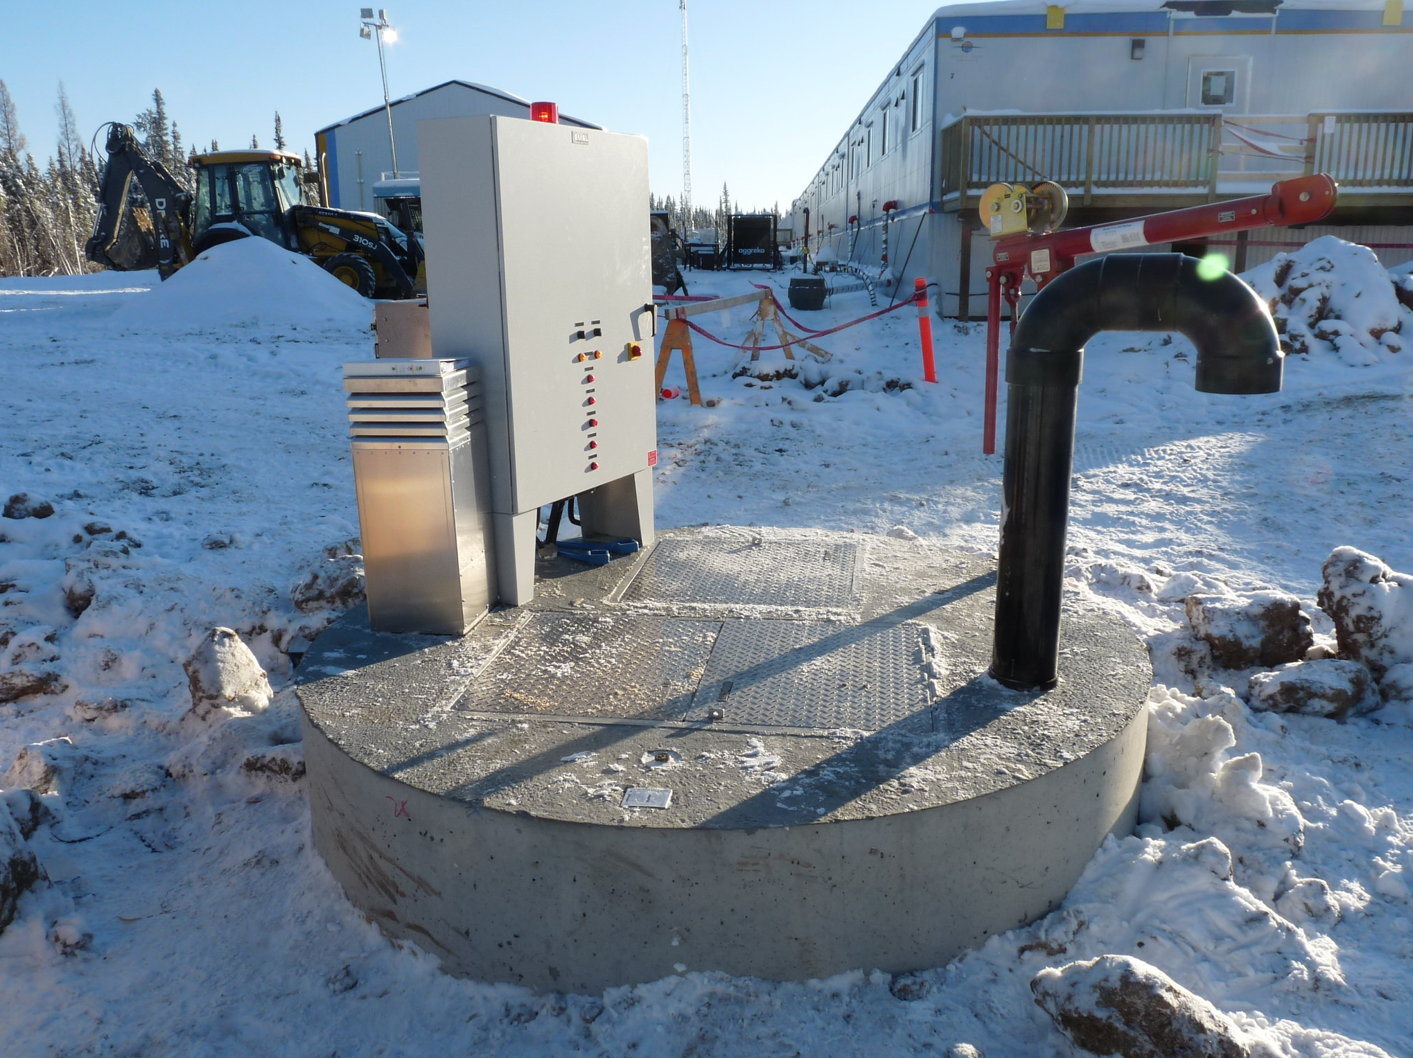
top-left (2, 238), bottom-right (1412, 1056)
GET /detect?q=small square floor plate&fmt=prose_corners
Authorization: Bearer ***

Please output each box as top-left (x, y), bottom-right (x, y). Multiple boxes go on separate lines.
top-left (620, 537), bottom-right (860, 610)
top-left (692, 619), bottom-right (932, 731)
top-left (459, 613), bottom-right (719, 721)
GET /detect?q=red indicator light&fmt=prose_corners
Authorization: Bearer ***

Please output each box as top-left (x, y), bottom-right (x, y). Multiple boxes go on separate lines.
top-left (588, 418), bottom-right (598, 427)
top-left (589, 440), bottom-right (598, 449)
top-left (590, 461), bottom-right (600, 471)
top-left (530, 101), bottom-right (559, 124)
top-left (585, 374), bottom-right (595, 383)
top-left (587, 396), bottom-right (596, 405)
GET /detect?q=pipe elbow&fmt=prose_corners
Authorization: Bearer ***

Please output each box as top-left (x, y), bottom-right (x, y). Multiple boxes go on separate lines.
top-left (1007, 254), bottom-right (1282, 395)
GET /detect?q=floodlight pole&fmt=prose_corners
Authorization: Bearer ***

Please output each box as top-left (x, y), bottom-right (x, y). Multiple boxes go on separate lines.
top-left (360, 8), bottom-right (400, 178)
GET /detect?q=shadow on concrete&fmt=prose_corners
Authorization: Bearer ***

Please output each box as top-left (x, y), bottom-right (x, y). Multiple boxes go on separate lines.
top-left (401, 571), bottom-right (1007, 816)
top-left (698, 671), bottom-right (1035, 829)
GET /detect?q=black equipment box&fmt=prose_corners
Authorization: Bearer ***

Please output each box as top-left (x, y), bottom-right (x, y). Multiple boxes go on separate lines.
top-left (788, 276), bottom-right (826, 311)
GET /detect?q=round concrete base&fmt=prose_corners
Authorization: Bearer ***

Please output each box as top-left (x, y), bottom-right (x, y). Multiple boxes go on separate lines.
top-left (298, 528), bottom-right (1150, 993)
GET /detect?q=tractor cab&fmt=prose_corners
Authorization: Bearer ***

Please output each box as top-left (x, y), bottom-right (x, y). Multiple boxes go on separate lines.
top-left (189, 149), bottom-right (306, 252)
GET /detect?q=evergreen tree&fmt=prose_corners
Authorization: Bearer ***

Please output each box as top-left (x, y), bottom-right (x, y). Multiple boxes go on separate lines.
top-left (133, 88), bottom-right (173, 167)
top-left (273, 112), bottom-right (286, 151)
top-left (171, 122), bottom-right (184, 164)
top-left (250, 134), bottom-right (259, 149)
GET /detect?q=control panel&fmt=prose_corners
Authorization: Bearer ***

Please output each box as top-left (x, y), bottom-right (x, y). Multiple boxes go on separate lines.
top-left (418, 115), bottom-right (656, 606)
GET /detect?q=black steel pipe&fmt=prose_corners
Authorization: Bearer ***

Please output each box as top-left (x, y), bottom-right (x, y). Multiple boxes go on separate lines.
top-left (990, 254), bottom-right (1281, 691)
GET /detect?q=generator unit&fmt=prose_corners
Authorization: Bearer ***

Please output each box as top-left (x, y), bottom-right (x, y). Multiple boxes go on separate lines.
top-left (343, 111), bottom-right (658, 633)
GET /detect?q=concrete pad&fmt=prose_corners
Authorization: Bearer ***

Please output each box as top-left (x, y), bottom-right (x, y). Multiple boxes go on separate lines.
top-left (298, 527), bottom-right (1150, 993)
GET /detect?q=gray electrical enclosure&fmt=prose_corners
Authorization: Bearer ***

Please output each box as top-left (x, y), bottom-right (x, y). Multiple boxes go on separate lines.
top-left (418, 115), bottom-right (657, 606)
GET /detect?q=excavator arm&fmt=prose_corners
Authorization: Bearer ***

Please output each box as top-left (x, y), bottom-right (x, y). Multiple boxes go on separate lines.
top-left (85, 124), bottom-right (193, 279)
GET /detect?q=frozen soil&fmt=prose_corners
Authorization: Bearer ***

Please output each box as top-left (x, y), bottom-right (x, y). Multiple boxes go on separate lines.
top-left (1, 244), bottom-right (1412, 1057)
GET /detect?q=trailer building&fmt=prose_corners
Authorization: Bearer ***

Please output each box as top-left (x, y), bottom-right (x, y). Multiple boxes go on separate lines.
top-left (786, 0), bottom-right (1413, 317)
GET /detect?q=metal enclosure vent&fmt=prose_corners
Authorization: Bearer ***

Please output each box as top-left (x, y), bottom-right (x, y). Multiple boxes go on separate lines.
top-left (343, 359), bottom-right (495, 635)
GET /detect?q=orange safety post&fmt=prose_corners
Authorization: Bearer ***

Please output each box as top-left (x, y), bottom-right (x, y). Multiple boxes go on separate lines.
top-left (914, 277), bottom-right (937, 383)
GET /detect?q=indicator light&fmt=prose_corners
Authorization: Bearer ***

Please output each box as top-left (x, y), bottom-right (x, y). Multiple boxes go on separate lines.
top-left (589, 461), bottom-right (600, 470)
top-left (588, 440), bottom-right (598, 449)
top-left (585, 374), bottom-right (595, 383)
top-left (575, 353), bottom-right (585, 362)
top-left (594, 350), bottom-right (603, 359)
top-left (588, 418), bottom-right (598, 427)
top-left (587, 396), bottom-right (596, 405)
top-left (530, 101), bottom-right (559, 124)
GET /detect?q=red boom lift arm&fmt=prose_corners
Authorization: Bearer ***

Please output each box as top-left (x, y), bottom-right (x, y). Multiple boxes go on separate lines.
top-left (980, 173), bottom-right (1339, 454)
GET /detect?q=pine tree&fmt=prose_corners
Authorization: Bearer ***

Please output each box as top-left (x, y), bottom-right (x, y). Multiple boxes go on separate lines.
top-left (250, 134), bottom-right (259, 149)
top-left (273, 112), bottom-right (286, 151)
top-left (171, 122), bottom-right (183, 163)
top-left (134, 89), bottom-right (173, 168)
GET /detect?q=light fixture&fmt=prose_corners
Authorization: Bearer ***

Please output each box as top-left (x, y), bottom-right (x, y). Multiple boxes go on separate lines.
top-left (359, 7), bottom-right (400, 177)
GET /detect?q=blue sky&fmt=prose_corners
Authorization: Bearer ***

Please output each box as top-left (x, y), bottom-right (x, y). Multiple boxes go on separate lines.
top-left (5, 0), bottom-right (949, 211)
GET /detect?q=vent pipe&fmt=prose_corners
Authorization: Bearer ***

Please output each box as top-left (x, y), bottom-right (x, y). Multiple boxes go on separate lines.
top-left (990, 253), bottom-right (1281, 691)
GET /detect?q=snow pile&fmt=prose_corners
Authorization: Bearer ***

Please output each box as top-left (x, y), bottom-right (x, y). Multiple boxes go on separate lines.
top-left (1141, 687), bottom-right (1308, 888)
top-left (108, 236), bottom-right (373, 333)
top-left (1245, 235), bottom-right (1410, 365)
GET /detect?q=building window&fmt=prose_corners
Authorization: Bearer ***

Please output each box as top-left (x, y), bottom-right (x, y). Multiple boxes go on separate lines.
top-left (881, 108), bottom-right (889, 156)
top-left (1200, 69), bottom-right (1236, 106)
top-left (910, 68), bottom-right (923, 132)
top-left (866, 128), bottom-right (872, 167)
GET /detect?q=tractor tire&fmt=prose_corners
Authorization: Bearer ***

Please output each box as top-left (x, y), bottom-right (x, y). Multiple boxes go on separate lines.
top-left (191, 224), bottom-right (250, 256)
top-left (323, 253), bottom-right (377, 298)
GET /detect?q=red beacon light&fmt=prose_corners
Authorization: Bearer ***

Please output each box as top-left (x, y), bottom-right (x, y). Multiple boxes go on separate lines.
top-left (530, 101), bottom-right (559, 124)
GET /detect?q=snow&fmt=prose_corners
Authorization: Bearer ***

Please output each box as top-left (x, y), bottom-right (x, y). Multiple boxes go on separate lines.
top-left (2, 241), bottom-right (1413, 1056)
top-left (108, 236), bottom-right (372, 333)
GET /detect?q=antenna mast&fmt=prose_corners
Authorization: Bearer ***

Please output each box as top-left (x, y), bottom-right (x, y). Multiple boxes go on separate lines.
top-left (680, 0), bottom-right (692, 230)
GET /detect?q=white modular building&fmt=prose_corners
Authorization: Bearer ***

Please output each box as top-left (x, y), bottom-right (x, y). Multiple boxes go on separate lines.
top-left (314, 80), bottom-right (597, 215)
top-left (786, 0), bottom-right (1413, 317)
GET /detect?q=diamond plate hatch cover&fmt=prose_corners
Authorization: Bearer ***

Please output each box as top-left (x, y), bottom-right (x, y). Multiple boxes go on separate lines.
top-left (460, 613), bottom-right (720, 721)
top-left (457, 612), bottom-right (933, 732)
top-left (620, 537), bottom-right (860, 610)
top-left (693, 619), bottom-right (932, 731)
